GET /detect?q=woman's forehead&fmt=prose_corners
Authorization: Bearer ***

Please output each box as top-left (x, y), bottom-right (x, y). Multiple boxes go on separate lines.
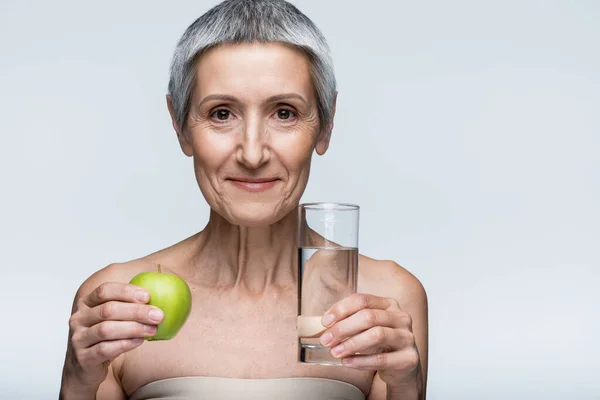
top-left (193, 42), bottom-right (315, 102)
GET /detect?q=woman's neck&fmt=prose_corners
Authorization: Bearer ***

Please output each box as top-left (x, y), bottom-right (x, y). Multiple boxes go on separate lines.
top-left (189, 209), bottom-right (298, 294)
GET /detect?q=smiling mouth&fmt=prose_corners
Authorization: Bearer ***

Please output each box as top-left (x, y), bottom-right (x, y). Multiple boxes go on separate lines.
top-left (227, 177), bottom-right (280, 192)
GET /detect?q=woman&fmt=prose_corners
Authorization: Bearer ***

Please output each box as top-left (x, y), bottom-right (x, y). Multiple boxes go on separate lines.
top-left (60, 0), bottom-right (428, 399)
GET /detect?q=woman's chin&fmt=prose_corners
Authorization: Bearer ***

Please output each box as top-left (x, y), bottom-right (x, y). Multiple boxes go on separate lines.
top-left (221, 203), bottom-right (291, 228)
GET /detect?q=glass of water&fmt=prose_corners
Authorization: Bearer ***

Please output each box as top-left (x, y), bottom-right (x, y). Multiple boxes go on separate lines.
top-left (297, 202), bottom-right (359, 365)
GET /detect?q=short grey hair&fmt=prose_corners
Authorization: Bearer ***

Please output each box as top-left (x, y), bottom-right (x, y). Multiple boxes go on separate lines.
top-left (168, 0), bottom-right (336, 134)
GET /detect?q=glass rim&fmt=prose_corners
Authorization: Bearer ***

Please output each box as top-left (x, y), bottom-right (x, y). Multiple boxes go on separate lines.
top-left (299, 202), bottom-right (360, 211)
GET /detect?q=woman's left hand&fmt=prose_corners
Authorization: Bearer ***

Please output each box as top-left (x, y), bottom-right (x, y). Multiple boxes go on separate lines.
top-left (319, 293), bottom-right (422, 387)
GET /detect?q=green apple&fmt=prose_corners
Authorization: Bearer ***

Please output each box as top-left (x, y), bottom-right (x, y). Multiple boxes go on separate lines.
top-left (129, 264), bottom-right (192, 341)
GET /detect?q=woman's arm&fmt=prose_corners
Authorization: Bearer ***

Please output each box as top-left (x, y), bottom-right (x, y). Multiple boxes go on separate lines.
top-left (60, 363), bottom-right (125, 400)
top-left (366, 264), bottom-right (428, 399)
top-left (321, 260), bottom-right (428, 400)
top-left (59, 264), bottom-right (158, 400)
top-left (368, 261), bottom-right (429, 400)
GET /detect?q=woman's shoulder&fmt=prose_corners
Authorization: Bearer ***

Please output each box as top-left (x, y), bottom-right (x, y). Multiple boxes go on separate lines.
top-left (75, 233), bottom-right (201, 299)
top-left (73, 260), bottom-right (154, 301)
top-left (358, 254), bottom-right (427, 308)
top-left (74, 243), bottom-right (187, 302)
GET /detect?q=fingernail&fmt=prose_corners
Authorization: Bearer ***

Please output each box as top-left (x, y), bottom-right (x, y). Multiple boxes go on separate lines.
top-left (320, 332), bottom-right (333, 346)
top-left (145, 324), bottom-right (157, 333)
top-left (149, 308), bottom-right (163, 322)
top-left (331, 343), bottom-right (344, 357)
top-left (136, 291), bottom-right (150, 302)
top-left (321, 314), bottom-right (335, 327)
top-left (342, 358), bottom-right (353, 366)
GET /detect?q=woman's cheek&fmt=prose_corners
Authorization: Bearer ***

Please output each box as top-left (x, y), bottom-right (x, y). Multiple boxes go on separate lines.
top-left (275, 136), bottom-right (314, 169)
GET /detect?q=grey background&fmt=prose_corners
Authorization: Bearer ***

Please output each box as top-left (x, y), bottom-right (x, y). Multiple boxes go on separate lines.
top-left (1, 0), bottom-right (598, 399)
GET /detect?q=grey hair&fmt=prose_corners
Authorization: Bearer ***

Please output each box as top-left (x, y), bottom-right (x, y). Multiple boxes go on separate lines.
top-left (168, 0), bottom-right (336, 134)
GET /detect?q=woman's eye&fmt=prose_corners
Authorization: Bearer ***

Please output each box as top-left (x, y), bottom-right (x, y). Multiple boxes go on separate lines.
top-left (211, 109), bottom-right (231, 121)
top-left (276, 109), bottom-right (296, 120)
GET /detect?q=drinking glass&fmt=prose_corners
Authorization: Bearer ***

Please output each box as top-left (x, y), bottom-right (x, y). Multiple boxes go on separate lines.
top-left (297, 202), bottom-right (359, 365)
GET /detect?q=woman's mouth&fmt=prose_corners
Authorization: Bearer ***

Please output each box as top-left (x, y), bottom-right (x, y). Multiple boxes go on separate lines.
top-left (227, 177), bottom-right (280, 192)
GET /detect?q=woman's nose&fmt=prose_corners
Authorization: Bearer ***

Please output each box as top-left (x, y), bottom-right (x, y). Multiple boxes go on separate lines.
top-left (235, 117), bottom-right (271, 169)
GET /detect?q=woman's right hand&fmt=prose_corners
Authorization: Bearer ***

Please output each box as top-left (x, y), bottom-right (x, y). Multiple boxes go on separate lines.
top-left (64, 282), bottom-right (164, 391)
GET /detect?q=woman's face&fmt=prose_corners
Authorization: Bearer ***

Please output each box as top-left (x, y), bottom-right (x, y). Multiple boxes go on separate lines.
top-left (170, 42), bottom-right (332, 227)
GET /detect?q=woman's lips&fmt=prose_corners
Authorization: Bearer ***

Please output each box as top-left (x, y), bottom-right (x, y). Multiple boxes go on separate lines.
top-left (228, 178), bottom-right (279, 192)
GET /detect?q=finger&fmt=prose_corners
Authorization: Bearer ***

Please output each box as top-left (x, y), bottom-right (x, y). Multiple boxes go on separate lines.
top-left (85, 282), bottom-right (150, 308)
top-left (330, 326), bottom-right (407, 359)
top-left (322, 293), bottom-right (400, 328)
top-left (341, 347), bottom-right (421, 372)
top-left (79, 301), bottom-right (164, 327)
top-left (320, 309), bottom-right (403, 348)
top-left (77, 320), bottom-right (157, 348)
top-left (79, 338), bottom-right (145, 366)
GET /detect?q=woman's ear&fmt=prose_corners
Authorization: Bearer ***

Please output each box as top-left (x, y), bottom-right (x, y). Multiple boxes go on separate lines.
top-left (166, 94), bottom-right (193, 157)
top-left (315, 92), bottom-right (337, 156)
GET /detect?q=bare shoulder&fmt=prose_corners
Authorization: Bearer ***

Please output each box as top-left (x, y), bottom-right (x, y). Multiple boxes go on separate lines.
top-left (74, 235), bottom-right (195, 301)
top-left (74, 258), bottom-right (166, 302)
top-left (357, 255), bottom-right (428, 308)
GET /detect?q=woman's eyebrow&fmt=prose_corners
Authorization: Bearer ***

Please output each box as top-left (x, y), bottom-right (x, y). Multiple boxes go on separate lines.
top-left (266, 93), bottom-right (307, 104)
top-left (197, 93), bottom-right (307, 108)
top-left (198, 93), bottom-right (308, 107)
top-left (197, 94), bottom-right (239, 108)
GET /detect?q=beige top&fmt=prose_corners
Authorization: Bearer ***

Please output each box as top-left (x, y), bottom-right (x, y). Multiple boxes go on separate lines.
top-left (129, 376), bottom-right (365, 400)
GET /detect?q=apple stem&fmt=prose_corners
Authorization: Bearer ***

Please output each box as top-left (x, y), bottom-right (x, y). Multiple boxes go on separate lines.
top-left (158, 264), bottom-right (162, 273)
